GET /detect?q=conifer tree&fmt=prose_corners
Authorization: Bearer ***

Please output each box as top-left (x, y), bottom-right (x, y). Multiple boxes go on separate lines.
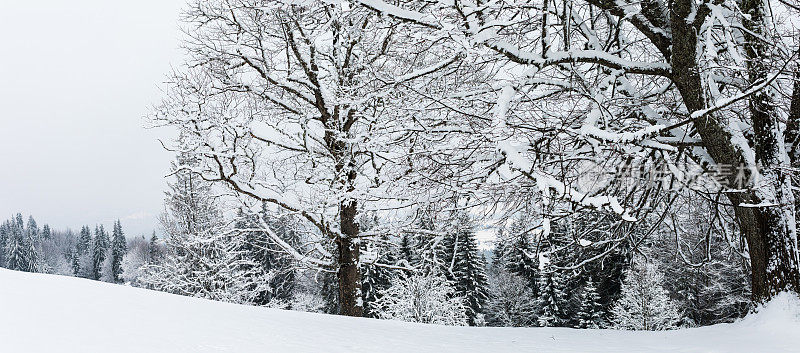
top-left (26, 216), bottom-right (39, 241)
top-left (235, 207), bottom-right (299, 306)
top-left (139, 148), bottom-right (269, 304)
top-left (409, 209), bottom-right (441, 274)
top-left (91, 225), bottom-right (110, 280)
top-left (611, 258), bottom-right (681, 330)
top-left (148, 232), bottom-right (161, 264)
top-left (70, 248), bottom-right (81, 276)
top-left (398, 233), bottom-right (414, 267)
top-left (41, 224), bottom-right (51, 240)
top-left (0, 221), bottom-right (9, 266)
top-left (72, 225), bottom-right (94, 277)
top-left (77, 226), bottom-right (92, 255)
top-left (361, 232), bottom-right (398, 318)
top-left (577, 278), bottom-right (605, 329)
top-left (536, 262), bottom-right (567, 327)
top-left (4, 214), bottom-right (37, 272)
top-left (503, 216), bottom-right (539, 293)
top-left (110, 220), bottom-right (127, 283)
top-left (444, 214), bottom-right (489, 326)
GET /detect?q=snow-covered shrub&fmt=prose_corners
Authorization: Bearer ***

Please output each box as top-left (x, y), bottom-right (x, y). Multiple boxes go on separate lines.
top-left (371, 272), bottom-right (467, 326)
top-left (485, 270), bottom-right (537, 327)
top-left (290, 292), bottom-right (327, 313)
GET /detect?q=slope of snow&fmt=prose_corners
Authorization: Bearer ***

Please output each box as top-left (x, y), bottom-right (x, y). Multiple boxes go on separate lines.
top-left (1, 268), bottom-right (798, 353)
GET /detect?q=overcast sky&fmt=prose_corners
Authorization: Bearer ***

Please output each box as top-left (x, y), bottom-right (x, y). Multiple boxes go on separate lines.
top-left (0, 1), bottom-right (185, 236)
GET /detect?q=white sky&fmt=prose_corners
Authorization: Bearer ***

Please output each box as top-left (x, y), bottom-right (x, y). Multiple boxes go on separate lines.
top-left (0, 1), bottom-right (185, 236)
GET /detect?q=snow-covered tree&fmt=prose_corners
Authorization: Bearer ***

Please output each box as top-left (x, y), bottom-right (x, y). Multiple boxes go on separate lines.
top-left (485, 270), bottom-right (537, 327)
top-left (41, 224), bottom-right (51, 240)
top-left (611, 258), bottom-right (681, 330)
top-left (140, 150), bottom-right (270, 304)
top-left (110, 220), bottom-right (127, 283)
top-left (148, 232), bottom-right (161, 264)
top-left (235, 207), bottom-right (300, 306)
top-left (371, 272), bottom-right (467, 326)
top-left (536, 263), bottom-right (567, 327)
top-left (4, 214), bottom-right (37, 272)
top-left (500, 215), bottom-right (540, 293)
top-left (91, 225), bottom-right (110, 281)
top-left (361, 229), bottom-right (399, 318)
top-left (577, 278), bottom-right (605, 329)
top-left (441, 213), bottom-right (489, 326)
top-left (26, 216), bottom-right (39, 242)
top-left (139, 228), bottom-right (270, 304)
top-left (121, 236), bottom-right (151, 285)
top-left (290, 292), bottom-right (326, 314)
top-left (151, 0), bottom-right (465, 316)
top-left (73, 225), bottom-right (93, 277)
top-left (352, 0), bottom-right (800, 304)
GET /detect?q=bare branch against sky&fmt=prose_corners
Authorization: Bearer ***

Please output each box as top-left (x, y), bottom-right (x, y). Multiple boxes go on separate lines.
top-left (0, 1), bottom-right (184, 236)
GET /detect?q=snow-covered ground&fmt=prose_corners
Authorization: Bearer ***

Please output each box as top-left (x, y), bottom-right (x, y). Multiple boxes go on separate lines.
top-left (1, 268), bottom-right (798, 353)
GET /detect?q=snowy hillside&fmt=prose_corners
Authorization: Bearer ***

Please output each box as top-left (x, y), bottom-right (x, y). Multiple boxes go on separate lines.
top-left (1, 268), bottom-right (798, 353)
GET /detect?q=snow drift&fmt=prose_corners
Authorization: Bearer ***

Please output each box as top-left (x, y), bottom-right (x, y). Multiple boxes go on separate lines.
top-left (1, 268), bottom-right (798, 353)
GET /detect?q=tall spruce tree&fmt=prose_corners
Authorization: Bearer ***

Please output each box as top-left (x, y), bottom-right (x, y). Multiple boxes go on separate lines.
top-left (4, 214), bottom-right (37, 272)
top-left (110, 220), bottom-right (127, 283)
top-left (503, 216), bottom-right (539, 294)
top-left (577, 278), bottom-right (605, 329)
top-left (91, 225), bottom-right (110, 280)
top-left (148, 232), bottom-right (161, 264)
top-left (139, 148), bottom-right (269, 304)
top-left (0, 221), bottom-right (9, 266)
top-left (536, 262), bottom-right (567, 327)
top-left (77, 226), bottom-right (92, 255)
top-left (41, 224), bottom-right (51, 240)
top-left (26, 216), bottom-right (39, 242)
top-left (440, 213), bottom-right (489, 326)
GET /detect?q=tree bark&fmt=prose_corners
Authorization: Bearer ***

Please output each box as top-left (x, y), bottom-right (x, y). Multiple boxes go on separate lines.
top-left (670, 0), bottom-right (800, 302)
top-left (337, 198), bottom-right (363, 317)
top-left (740, 0), bottom-right (800, 301)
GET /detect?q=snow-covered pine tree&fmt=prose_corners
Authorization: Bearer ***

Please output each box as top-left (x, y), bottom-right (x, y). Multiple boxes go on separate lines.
top-left (536, 262), bottom-right (567, 327)
top-left (361, 230), bottom-right (398, 318)
top-left (148, 232), bottom-right (161, 264)
top-left (72, 225), bottom-right (93, 277)
top-left (4, 214), bottom-right (37, 272)
top-left (139, 149), bottom-right (269, 304)
top-left (235, 206), bottom-right (299, 306)
top-left (611, 258), bottom-right (681, 330)
top-left (70, 248), bottom-right (80, 277)
top-left (371, 272), bottom-right (467, 326)
top-left (110, 220), bottom-right (127, 283)
top-left (503, 215), bottom-right (539, 293)
top-left (76, 225), bottom-right (92, 255)
top-left (41, 224), bottom-right (51, 240)
top-left (26, 216), bottom-right (39, 242)
top-left (442, 213), bottom-right (489, 326)
top-left (577, 278), bottom-right (605, 329)
top-left (91, 225), bottom-right (110, 280)
top-left (0, 220), bottom-right (8, 266)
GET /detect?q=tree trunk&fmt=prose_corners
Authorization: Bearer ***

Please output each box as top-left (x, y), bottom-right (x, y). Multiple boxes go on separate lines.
top-left (670, 0), bottom-right (800, 303)
top-left (739, 0), bottom-right (800, 302)
top-left (337, 198), bottom-right (363, 317)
